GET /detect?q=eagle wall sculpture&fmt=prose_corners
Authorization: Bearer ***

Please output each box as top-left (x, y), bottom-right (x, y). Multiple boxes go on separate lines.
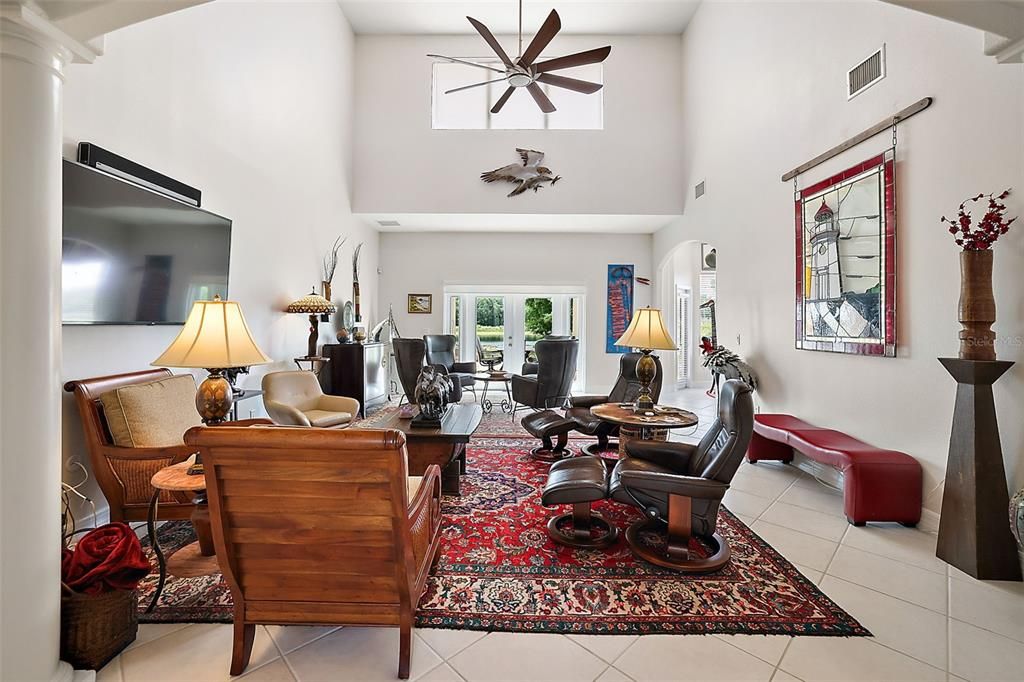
top-left (481, 148), bottom-right (560, 198)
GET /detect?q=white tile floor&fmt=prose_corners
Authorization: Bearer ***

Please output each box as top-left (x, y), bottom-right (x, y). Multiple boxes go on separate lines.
top-left (96, 387), bottom-right (1024, 682)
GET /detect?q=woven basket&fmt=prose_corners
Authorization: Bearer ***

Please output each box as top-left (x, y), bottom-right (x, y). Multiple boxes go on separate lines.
top-left (60, 584), bottom-right (138, 670)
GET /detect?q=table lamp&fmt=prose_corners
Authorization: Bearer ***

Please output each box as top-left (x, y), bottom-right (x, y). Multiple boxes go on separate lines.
top-left (615, 306), bottom-right (677, 411)
top-left (152, 295), bottom-right (272, 425)
top-left (286, 290), bottom-right (337, 358)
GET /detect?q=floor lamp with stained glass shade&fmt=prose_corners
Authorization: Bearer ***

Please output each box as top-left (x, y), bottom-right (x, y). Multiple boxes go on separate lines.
top-left (152, 295), bottom-right (272, 427)
top-left (615, 307), bottom-right (677, 411)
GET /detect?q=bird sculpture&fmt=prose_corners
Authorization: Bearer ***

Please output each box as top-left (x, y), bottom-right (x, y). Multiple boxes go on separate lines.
top-left (481, 149), bottom-right (560, 198)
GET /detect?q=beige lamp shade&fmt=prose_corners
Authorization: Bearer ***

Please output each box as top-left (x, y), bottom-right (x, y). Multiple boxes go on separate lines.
top-left (152, 296), bottom-right (272, 369)
top-left (286, 291), bottom-right (336, 315)
top-left (615, 307), bottom-right (677, 351)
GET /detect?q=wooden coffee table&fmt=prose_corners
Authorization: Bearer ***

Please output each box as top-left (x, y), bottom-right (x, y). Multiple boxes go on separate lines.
top-left (371, 403), bottom-right (482, 495)
top-left (590, 403), bottom-right (699, 455)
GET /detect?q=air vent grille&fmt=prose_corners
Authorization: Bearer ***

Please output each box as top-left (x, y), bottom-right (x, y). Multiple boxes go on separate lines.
top-left (695, 180), bottom-right (705, 199)
top-left (848, 46), bottom-right (885, 99)
top-left (377, 220), bottom-right (401, 227)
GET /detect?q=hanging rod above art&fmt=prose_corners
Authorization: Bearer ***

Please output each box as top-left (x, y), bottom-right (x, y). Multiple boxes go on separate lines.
top-left (781, 97), bottom-right (933, 183)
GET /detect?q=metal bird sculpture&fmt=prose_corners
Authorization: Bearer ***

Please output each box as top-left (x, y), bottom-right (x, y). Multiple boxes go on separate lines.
top-left (481, 148), bottom-right (560, 198)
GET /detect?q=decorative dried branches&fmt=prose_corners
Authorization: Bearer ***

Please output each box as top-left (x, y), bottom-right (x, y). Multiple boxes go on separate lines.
top-left (352, 242), bottom-right (363, 283)
top-left (322, 235), bottom-right (347, 284)
top-left (943, 189), bottom-right (1016, 251)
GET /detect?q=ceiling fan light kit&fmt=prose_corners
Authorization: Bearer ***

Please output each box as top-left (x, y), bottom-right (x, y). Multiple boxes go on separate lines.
top-left (428, 3), bottom-right (611, 114)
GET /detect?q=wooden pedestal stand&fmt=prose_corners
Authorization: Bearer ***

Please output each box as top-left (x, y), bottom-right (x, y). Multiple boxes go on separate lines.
top-left (936, 358), bottom-right (1022, 581)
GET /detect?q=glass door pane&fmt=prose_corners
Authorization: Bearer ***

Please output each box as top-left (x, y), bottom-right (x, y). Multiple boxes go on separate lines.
top-left (448, 296), bottom-right (461, 356)
top-left (475, 296), bottom-right (505, 371)
top-left (523, 297), bottom-right (553, 364)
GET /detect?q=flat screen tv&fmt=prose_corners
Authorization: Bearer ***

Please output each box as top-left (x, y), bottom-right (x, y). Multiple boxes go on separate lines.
top-left (62, 159), bottom-right (231, 325)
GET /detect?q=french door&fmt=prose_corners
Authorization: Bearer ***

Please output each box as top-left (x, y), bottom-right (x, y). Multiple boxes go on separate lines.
top-left (443, 285), bottom-right (585, 390)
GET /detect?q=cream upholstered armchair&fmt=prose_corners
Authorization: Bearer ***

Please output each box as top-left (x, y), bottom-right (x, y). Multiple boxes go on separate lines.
top-left (262, 371), bottom-right (360, 428)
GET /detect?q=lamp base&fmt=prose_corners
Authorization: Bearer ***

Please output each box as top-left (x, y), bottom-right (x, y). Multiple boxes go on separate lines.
top-left (196, 370), bottom-right (234, 425)
top-left (190, 370), bottom-right (234, 476)
top-left (635, 349), bottom-right (657, 411)
top-left (307, 314), bottom-right (320, 358)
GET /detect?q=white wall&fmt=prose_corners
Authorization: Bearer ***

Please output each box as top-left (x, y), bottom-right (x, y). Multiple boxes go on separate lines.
top-left (60, 0), bottom-right (378, 520)
top-left (656, 0), bottom-right (1024, 515)
top-left (379, 231), bottom-right (652, 390)
top-left (352, 34), bottom-right (683, 216)
top-left (662, 240), bottom-right (712, 388)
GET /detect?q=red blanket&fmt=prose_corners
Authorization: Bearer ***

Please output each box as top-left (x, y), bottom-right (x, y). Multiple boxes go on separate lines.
top-left (63, 522), bottom-right (151, 594)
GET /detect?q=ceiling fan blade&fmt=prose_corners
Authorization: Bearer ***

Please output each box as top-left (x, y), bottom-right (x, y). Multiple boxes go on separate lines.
top-left (518, 9), bottom-right (561, 67)
top-left (535, 46), bottom-right (612, 73)
top-left (527, 83), bottom-right (557, 113)
top-left (491, 87), bottom-right (516, 114)
top-left (467, 16), bottom-right (515, 67)
top-left (536, 73), bottom-right (603, 94)
top-left (427, 54), bottom-right (505, 74)
top-left (445, 78), bottom-right (507, 95)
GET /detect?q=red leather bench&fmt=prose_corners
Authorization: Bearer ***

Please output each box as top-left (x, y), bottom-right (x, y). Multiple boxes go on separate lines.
top-left (748, 414), bottom-right (922, 527)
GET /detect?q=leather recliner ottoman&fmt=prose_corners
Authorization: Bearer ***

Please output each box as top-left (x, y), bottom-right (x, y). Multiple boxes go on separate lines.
top-left (541, 456), bottom-right (618, 549)
top-left (521, 410), bottom-right (577, 462)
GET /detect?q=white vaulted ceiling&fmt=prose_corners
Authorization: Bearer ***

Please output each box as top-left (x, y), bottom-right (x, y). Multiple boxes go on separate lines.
top-left (337, 0), bottom-right (701, 35)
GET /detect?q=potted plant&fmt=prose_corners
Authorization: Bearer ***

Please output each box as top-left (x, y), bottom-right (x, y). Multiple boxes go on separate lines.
top-left (61, 523), bottom-right (151, 670)
top-left (942, 189), bottom-right (1016, 361)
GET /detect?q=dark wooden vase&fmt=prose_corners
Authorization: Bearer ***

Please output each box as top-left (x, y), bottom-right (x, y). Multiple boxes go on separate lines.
top-left (958, 250), bottom-right (996, 361)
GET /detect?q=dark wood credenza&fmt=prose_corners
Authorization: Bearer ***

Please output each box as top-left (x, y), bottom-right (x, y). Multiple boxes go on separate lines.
top-left (319, 342), bottom-right (389, 418)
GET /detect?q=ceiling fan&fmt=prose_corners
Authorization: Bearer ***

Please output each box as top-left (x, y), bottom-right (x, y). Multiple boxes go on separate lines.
top-left (428, 2), bottom-right (611, 114)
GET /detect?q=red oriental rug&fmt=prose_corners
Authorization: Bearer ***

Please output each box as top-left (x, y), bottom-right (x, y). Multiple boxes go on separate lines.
top-left (138, 438), bottom-right (868, 637)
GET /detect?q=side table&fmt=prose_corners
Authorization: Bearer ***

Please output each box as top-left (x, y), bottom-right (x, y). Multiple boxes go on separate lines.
top-left (588, 403), bottom-right (699, 456)
top-left (229, 389), bottom-right (263, 421)
top-left (473, 372), bottom-right (513, 414)
top-left (146, 459), bottom-right (219, 612)
top-left (294, 356), bottom-right (329, 375)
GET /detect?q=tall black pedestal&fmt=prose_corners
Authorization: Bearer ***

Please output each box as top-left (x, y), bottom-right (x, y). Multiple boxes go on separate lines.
top-left (936, 358), bottom-right (1022, 581)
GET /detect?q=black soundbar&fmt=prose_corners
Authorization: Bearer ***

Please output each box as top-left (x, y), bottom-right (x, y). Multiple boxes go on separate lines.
top-left (77, 142), bottom-right (202, 207)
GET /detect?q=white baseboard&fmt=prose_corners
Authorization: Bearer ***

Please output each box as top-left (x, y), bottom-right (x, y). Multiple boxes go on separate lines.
top-left (918, 507), bottom-right (940, 534)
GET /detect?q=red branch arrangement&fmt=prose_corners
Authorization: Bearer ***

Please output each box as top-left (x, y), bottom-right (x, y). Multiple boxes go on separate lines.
top-left (942, 189), bottom-right (1016, 250)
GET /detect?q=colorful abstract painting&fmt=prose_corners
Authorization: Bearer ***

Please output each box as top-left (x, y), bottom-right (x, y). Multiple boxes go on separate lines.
top-left (606, 264), bottom-right (634, 353)
top-left (795, 150), bottom-right (896, 356)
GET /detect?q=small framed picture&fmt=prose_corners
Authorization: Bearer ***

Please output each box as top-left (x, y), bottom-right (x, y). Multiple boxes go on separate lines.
top-left (407, 293), bottom-right (432, 314)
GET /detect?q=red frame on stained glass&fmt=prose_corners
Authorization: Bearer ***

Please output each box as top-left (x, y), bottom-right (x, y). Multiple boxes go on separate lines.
top-left (794, 149), bottom-right (896, 356)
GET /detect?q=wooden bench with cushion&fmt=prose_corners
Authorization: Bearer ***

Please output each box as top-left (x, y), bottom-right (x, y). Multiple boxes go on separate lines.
top-left (748, 414), bottom-right (922, 527)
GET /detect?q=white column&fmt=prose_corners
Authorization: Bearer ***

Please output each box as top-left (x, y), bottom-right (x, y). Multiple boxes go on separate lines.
top-left (0, 15), bottom-right (72, 682)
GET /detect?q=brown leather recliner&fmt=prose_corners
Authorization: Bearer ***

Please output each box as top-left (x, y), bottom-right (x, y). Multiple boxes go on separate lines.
top-left (610, 379), bottom-right (754, 572)
top-left (566, 352), bottom-right (663, 452)
top-left (511, 337), bottom-right (579, 417)
top-left (423, 334), bottom-right (476, 399)
top-left (393, 337), bottom-right (462, 406)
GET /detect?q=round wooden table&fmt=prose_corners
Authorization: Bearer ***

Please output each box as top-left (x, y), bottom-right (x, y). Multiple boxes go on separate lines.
top-left (474, 372), bottom-right (513, 414)
top-left (146, 458), bottom-right (219, 612)
top-left (589, 403), bottom-right (699, 455)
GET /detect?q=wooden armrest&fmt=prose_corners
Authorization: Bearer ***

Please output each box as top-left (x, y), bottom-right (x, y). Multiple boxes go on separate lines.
top-left (409, 464), bottom-right (442, 516)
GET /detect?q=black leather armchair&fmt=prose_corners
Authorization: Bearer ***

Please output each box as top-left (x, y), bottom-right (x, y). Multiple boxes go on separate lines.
top-left (424, 334), bottom-right (476, 400)
top-left (610, 379), bottom-right (754, 572)
top-left (511, 337), bottom-right (579, 418)
top-left (566, 353), bottom-right (663, 454)
top-left (394, 337), bottom-right (462, 406)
